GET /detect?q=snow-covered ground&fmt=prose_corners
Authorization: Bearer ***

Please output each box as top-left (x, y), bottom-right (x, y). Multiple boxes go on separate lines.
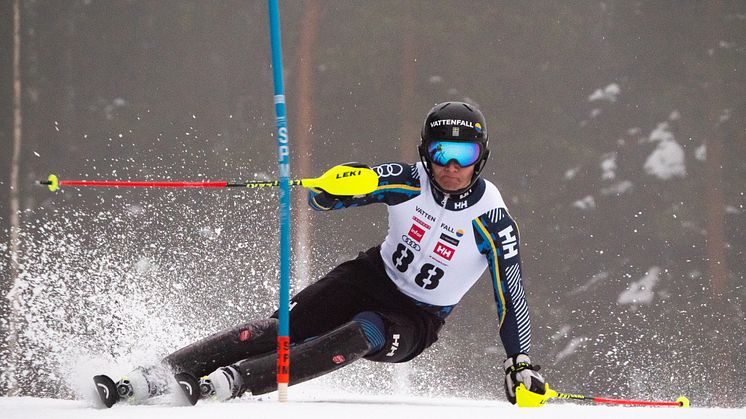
top-left (1, 392), bottom-right (743, 419)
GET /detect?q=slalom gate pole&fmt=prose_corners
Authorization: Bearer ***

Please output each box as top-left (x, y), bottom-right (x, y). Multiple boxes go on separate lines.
top-left (267, 0), bottom-right (292, 402)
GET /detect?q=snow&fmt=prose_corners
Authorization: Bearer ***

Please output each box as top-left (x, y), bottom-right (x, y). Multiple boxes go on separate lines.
top-left (588, 83), bottom-right (621, 103)
top-left (617, 267), bottom-right (661, 306)
top-left (601, 152), bottom-right (617, 180)
top-left (726, 205), bottom-right (741, 215)
top-left (643, 122), bottom-right (686, 180)
top-left (564, 167), bottom-right (580, 180)
top-left (716, 108), bottom-right (732, 125)
top-left (571, 272), bottom-right (609, 294)
top-left (695, 144), bottom-right (706, 161)
top-left (0, 394), bottom-right (743, 419)
top-left (601, 180), bottom-right (633, 196)
top-left (573, 196), bottom-right (596, 210)
top-left (555, 337), bottom-right (589, 362)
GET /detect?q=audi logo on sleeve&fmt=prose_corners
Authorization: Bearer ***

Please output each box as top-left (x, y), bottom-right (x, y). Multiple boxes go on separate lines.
top-left (374, 163), bottom-right (404, 178)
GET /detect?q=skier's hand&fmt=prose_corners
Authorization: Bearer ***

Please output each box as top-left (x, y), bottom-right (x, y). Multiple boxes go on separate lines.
top-left (310, 162), bottom-right (371, 205)
top-left (504, 354), bottom-right (545, 404)
top-left (309, 186), bottom-right (352, 202)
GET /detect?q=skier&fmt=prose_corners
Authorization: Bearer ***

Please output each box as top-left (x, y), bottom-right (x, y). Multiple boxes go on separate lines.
top-left (95, 101), bottom-right (546, 407)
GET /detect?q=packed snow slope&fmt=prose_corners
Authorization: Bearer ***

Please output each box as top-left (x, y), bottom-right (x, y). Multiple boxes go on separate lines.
top-left (0, 393), bottom-right (743, 419)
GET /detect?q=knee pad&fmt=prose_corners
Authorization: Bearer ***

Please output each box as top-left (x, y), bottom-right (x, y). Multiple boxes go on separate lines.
top-left (363, 311), bottom-right (424, 364)
top-left (353, 311), bottom-right (386, 353)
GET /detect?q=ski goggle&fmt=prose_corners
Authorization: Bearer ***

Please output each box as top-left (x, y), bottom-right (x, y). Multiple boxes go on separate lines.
top-left (426, 141), bottom-right (482, 167)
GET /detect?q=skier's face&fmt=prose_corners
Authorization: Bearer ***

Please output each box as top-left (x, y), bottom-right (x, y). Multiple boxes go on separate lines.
top-left (431, 160), bottom-right (474, 192)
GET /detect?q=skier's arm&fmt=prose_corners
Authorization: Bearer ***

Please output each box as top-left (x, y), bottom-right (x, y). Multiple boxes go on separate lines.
top-left (473, 209), bottom-right (546, 404)
top-left (472, 208), bottom-right (531, 357)
top-left (308, 162), bottom-right (422, 210)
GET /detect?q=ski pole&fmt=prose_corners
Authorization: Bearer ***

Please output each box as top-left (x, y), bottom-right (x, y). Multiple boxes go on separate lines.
top-left (37, 164), bottom-right (379, 197)
top-left (515, 383), bottom-right (690, 408)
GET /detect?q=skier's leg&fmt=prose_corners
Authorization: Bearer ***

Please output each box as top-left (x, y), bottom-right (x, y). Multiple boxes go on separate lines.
top-left (110, 318), bottom-right (278, 404)
top-left (201, 249), bottom-right (445, 399)
top-left (363, 310), bottom-right (443, 363)
top-left (203, 318), bottom-right (373, 399)
top-left (204, 308), bottom-right (441, 400)
top-left (280, 254), bottom-right (384, 342)
top-left (198, 253), bottom-right (387, 399)
top-left (164, 318), bottom-right (277, 377)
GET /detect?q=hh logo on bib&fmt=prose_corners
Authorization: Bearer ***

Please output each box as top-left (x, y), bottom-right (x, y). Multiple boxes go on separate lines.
top-left (433, 241), bottom-right (455, 261)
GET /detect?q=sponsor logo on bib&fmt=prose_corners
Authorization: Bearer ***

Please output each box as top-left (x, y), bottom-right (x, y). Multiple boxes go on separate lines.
top-left (433, 241), bottom-right (455, 261)
top-left (439, 233), bottom-right (460, 247)
top-left (408, 224), bottom-right (425, 242)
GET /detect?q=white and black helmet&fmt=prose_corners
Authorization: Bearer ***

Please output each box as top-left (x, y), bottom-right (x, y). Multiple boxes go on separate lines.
top-left (418, 101), bottom-right (490, 194)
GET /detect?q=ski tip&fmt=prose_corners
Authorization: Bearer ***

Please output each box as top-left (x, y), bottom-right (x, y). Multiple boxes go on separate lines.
top-left (93, 375), bottom-right (119, 408)
top-left (174, 372), bottom-right (201, 406)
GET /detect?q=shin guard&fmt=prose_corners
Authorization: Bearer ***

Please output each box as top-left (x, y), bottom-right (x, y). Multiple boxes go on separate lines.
top-left (233, 320), bottom-right (371, 396)
top-left (164, 318), bottom-right (278, 377)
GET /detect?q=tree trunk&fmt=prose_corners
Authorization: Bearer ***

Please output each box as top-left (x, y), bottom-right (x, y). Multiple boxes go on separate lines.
top-left (703, 1), bottom-right (729, 297)
top-left (5, 0), bottom-right (24, 396)
top-left (705, 124), bottom-right (727, 297)
top-left (398, 29), bottom-right (418, 162)
top-left (393, 14), bottom-right (418, 394)
top-left (292, 0), bottom-right (321, 288)
top-left (703, 1), bottom-right (734, 405)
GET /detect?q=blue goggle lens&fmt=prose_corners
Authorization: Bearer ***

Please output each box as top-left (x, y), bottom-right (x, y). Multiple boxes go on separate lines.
top-left (427, 141), bottom-right (482, 167)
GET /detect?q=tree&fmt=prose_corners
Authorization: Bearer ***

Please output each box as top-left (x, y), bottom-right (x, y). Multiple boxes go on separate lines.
top-left (5, 0), bottom-right (23, 396)
top-left (292, 0), bottom-right (322, 289)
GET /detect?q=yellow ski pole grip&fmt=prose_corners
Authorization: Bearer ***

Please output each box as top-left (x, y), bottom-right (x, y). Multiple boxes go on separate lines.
top-left (515, 383), bottom-right (556, 407)
top-left (304, 165), bottom-right (379, 196)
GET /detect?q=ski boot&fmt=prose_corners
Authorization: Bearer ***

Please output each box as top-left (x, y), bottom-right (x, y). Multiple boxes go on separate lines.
top-left (92, 373), bottom-right (149, 408)
top-left (198, 366), bottom-right (244, 401)
top-left (93, 366), bottom-right (170, 408)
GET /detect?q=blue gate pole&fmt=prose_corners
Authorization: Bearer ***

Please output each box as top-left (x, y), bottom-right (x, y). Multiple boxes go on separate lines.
top-left (267, 0), bottom-right (291, 402)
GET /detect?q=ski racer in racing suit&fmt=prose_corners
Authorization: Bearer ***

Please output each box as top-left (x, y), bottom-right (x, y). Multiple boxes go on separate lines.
top-left (106, 101), bottom-right (546, 407)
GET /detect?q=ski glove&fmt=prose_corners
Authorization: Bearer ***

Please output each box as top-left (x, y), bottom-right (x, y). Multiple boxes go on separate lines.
top-left (504, 353), bottom-right (545, 404)
top-left (311, 162), bottom-right (371, 206)
top-left (310, 187), bottom-right (355, 208)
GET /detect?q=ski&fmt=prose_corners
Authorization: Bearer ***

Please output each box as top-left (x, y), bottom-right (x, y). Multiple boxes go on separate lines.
top-left (93, 370), bottom-right (203, 408)
top-left (93, 374), bottom-right (119, 408)
top-left (174, 372), bottom-right (201, 406)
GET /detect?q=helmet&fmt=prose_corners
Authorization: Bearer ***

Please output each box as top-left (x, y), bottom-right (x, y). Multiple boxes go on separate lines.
top-left (418, 101), bottom-right (490, 195)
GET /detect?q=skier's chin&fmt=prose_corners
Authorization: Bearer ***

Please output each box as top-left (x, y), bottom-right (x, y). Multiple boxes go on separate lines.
top-left (438, 179), bottom-right (467, 193)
